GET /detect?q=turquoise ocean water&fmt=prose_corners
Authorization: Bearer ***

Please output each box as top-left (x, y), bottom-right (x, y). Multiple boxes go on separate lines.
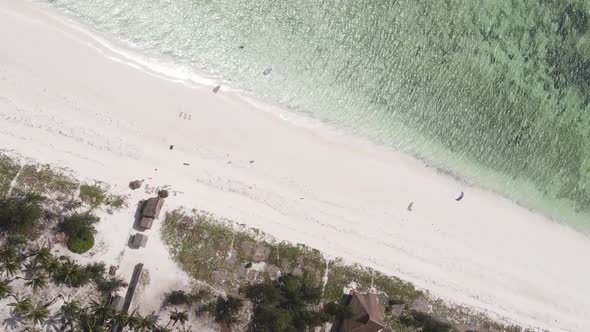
top-left (49, 0), bottom-right (590, 231)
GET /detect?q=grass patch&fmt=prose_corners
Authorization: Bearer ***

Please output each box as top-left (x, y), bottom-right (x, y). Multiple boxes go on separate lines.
top-left (162, 209), bottom-right (528, 332)
top-left (67, 232), bottom-right (95, 254)
top-left (161, 210), bottom-right (239, 289)
top-left (0, 154), bottom-right (21, 196)
top-left (79, 183), bottom-right (107, 209)
top-left (105, 194), bottom-right (126, 210)
top-left (16, 164), bottom-right (78, 196)
top-left (268, 242), bottom-right (326, 285)
top-left (161, 210), bottom-right (327, 291)
top-left (323, 259), bottom-right (420, 304)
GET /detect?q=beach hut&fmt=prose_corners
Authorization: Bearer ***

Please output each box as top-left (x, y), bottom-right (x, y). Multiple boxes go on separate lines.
top-left (142, 197), bottom-right (164, 219)
top-left (340, 291), bottom-right (385, 332)
top-left (138, 216), bottom-right (154, 230)
top-left (132, 233), bottom-right (148, 248)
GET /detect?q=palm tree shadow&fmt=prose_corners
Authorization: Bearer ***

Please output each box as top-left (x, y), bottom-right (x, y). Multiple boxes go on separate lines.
top-left (43, 316), bottom-right (61, 332)
top-left (2, 315), bottom-right (23, 330)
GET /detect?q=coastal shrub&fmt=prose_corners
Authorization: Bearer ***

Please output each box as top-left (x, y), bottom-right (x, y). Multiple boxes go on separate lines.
top-left (165, 290), bottom-right (192, 305)
top-left (59, 213), bottom-right (99, 254)
top-left (67, 233), bottom-right (94, 254)
top-left (79, 184), bottom-right (106, 209)
top-left (0, 193), bottom-right (44, 238)
top-left (399, 310), bottom-right (451, 332)
top-left (106, 195), bottom-right (126, 209)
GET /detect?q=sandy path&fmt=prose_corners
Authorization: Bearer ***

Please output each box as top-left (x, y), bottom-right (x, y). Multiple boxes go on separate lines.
top-left (0, 1), bottom-right (589, 331)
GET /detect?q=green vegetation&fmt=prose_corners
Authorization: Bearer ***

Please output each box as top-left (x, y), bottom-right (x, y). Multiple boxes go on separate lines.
top-left (211, 295), bottom-right (244, 326)
top-left (17, 164), bottom-right (78, 196)
top-left (323, 260), bottom-right (419, 304)
top-left (161, 208), bottom-right (530, 332)
top-left (106, 194), bottom-right (127, 210)
top-left (78, 183), bottom-right (127, 211)
top-left (0, 193), bottom-right (45, 239)
top-left (67, 233), bottom-right (95, 254)
top-left (243, 274), bottom-right (331, 331)
top-left (79, 183), bottom-right (107, 209)
top-left (398, 310), bottom-right (452, 332)
top-left (0, 155), bottom-right (20, 195)
top-left (58, 213), bottom-right (99, 254)
top-left (0, 240), bottom-right (176, 331)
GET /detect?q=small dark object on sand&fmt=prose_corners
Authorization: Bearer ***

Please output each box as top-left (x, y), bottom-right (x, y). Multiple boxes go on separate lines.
top-left (238, 45), bottom-right (244, 49)
top-left (169, 145), bottom-right (174, 150)
top-left (213, 85), bottom-right (220, 93)
top-left (407, 202), bottom-right (413, 211)
top-left (455, 191), bottom-right (464, 201)
top-left (249, 160), bottom-right (255, 164)
top-left (158, 190), bottom-right (169, 198)
top-left (183, 163), bottom-right (190, 166)
top-left (263, 67), bottom-right (272, 75)
top-left (129, 180), bottom-right (142, 190)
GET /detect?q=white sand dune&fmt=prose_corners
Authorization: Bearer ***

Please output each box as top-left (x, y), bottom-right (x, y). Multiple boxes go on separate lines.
top-left (1, 1), bottom-right (589, 331)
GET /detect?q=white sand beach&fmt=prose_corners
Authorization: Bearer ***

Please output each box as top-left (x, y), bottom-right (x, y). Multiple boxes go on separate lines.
top-left (1, 1), bottom-right (589, 331)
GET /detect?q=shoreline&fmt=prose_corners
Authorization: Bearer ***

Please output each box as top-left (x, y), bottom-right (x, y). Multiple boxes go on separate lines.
top-left (1, 1), bottom-right (590, 331)
top-left (37, 0), bottom-right (590, 233)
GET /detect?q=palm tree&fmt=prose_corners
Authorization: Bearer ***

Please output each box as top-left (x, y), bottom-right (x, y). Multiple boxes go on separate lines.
top-left (57, 299), bottom-right (81, 330)
top-left (168, 309), bottom-right (189, 326)
top-left (25, 272), bottom-right (48, 293)
top-left (26, 302), bottom-right (49, 325)
top-left (54, 257), bottom-right (88, 287)
top-left (9, 296), bottom-right (34, 318)
top-left (126, 311), bottom-right (144, 332)
top-left (97, 276), bottom-right (128, 296)
top-left (0, 279), bottom-right (13, 299)
top-left (27, 246), bottom-right (52, 266)
top-left (110, 312), bottom-right (130, 328)
top-left (0, 246), bottom-right (20, 278)
top-left (0, 244), bottom-right (18, 262)
top-left (89, 298), bottom-right (114, 325)
top-left (41, 256), bottom-right (60, 277)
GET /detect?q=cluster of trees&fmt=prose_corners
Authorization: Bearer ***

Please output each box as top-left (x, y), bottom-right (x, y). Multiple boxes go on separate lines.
top-left (0, 191), bottom-right (100, 254)
top-left (0, 239), bottom-right (191, 331)
top-left (242, 274), bottom-right (347, 331)
top-left (164, 274), bottom-right (350, 331)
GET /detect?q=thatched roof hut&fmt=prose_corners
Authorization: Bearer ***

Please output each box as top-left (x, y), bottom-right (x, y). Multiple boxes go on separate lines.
top-left (340, 291), bottom-right (385, 332)
top-left (138, 216), bottom-right (154, 230)
top-left (132, 233), bottom-right (148, 248)
top-left (142, 197), bottom-right (164, 219)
